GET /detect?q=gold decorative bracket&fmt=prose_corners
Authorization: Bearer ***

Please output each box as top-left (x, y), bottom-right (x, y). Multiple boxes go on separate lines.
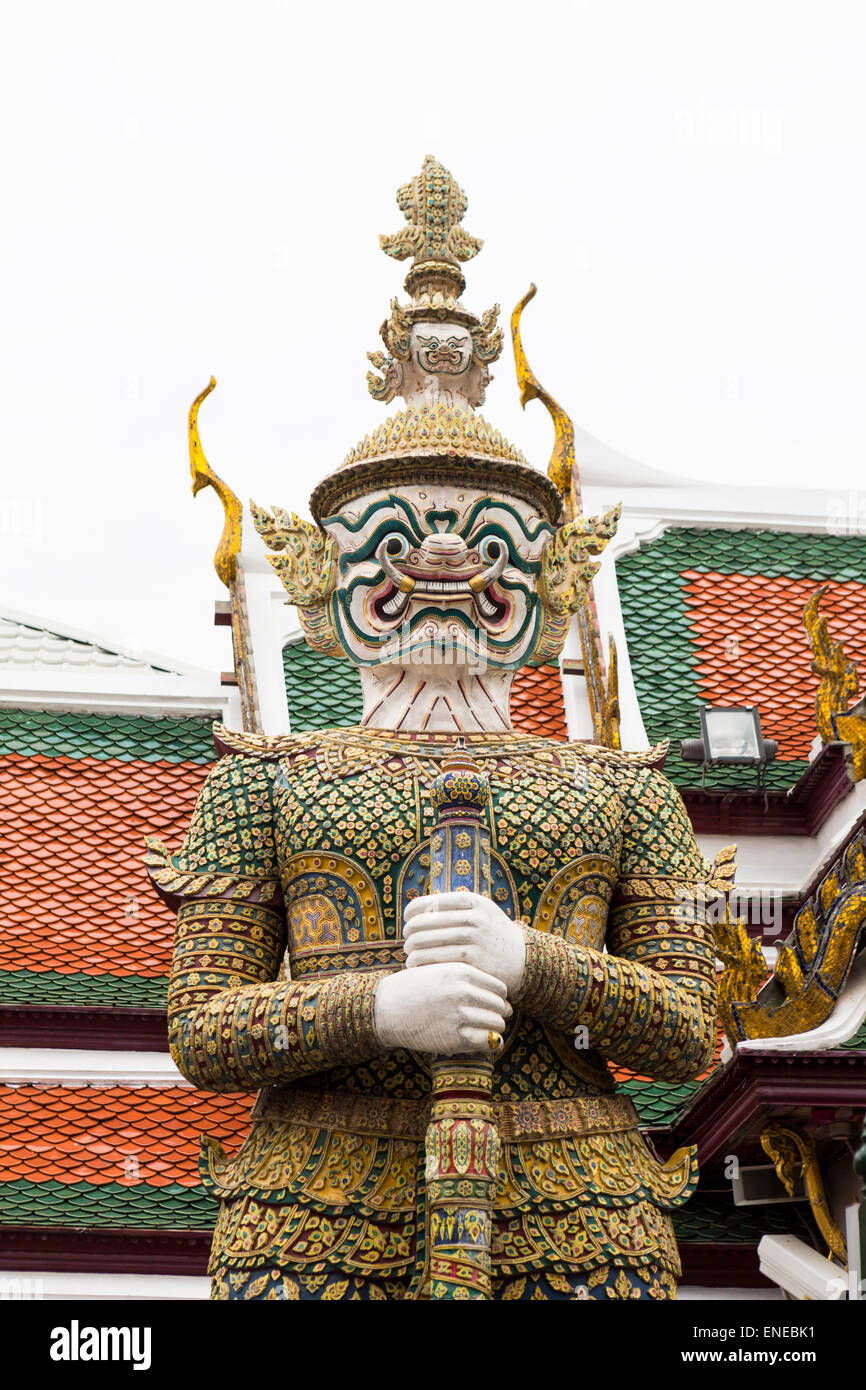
top-left (761, 1123), bottom-right (847, 1264)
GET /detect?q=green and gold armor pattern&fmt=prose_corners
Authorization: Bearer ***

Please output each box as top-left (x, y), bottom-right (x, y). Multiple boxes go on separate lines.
top-left (146, 726), bottom-right (718, 1294)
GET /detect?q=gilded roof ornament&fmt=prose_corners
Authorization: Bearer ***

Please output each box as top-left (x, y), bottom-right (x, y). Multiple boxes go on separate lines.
top-left (188, 377), bottom-right (242, 589)
top-left (187, 377), bottom-right (261, 730)
top-left (512, 284), bottom-right (579, 521)
top-left (804, 584), bottom-right (866, 780)
top-left (721, 826), bottom-right (866, 1041)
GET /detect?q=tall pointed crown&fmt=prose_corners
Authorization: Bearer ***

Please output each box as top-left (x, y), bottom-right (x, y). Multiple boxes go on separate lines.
top-left (308, 155), bottom-right (562, 526)
top-left (379, 153), bottom-right (482, 310)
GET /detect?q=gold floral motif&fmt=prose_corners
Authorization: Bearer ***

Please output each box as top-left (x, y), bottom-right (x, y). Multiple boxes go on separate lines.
top-left (249, 502), bottom-right (337, 608)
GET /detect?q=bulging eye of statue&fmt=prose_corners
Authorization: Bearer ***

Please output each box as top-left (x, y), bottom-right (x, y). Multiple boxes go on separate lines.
top-left (478, 535), bottom-right (505, 565)
top-left (371, 532), bottom-right (414, 624)
top-left (384, 534), bottom-right (410, 562)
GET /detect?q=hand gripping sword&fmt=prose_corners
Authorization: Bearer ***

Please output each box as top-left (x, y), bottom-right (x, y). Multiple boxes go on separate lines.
top-left (421, 740), bottom-right (501, 1300)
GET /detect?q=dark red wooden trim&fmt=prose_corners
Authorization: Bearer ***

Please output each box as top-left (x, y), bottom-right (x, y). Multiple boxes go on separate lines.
top-left (0, 1005), bottom-right (168, 1052)
top-left (679, 1241), bottom-right (773, 1288)
top-left (0, 1224), bottom-right (768, 1289)
top-left (0, 1227), bottom-right (210, 1275)
top-left (647, 1050), bottom-right (866, 1167)
top-left (680, 742), bottom-right (855, 837)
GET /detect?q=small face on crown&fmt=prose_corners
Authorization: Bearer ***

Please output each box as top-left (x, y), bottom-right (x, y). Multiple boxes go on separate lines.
top-left (368, 317), bottom-right (492, 411)
top-left (320, 481), bottom-right (555, 674)
top-left (412, 323), bottom-right (472, 376)
top-left (406, 321), bottom-right (488, 409)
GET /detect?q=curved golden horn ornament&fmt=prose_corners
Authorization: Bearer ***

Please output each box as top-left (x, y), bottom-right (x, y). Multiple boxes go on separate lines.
top-left (511, 284), bottom-right (578, 521)
top-left (188, 377), bottom-right (243, 589)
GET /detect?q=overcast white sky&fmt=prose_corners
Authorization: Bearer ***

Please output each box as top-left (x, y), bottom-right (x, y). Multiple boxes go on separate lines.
top-left (2, 1), bottom-right (865, 671)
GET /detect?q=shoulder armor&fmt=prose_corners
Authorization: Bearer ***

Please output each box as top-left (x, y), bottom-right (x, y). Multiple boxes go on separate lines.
top-left (569, 738), bottom-right (669, 770)
top-left (212, 723), bottom-right (323, 761)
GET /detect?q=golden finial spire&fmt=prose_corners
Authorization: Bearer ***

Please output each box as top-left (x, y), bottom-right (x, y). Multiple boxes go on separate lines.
top-left (380, 153), bottom-right (482, 299)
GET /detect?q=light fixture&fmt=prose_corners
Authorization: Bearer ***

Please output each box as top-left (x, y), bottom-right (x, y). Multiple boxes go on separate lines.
top-left (681, 705), bottom-right (778, 797)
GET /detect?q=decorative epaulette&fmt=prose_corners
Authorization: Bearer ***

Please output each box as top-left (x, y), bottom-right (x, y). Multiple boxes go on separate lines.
top-left (212, 723), bottom-right (321, 762)
top-left (569, 739), bottom-right (669, 771)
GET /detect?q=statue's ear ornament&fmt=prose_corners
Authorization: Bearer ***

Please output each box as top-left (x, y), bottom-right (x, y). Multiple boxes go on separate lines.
top-left (538, 504), bottom-right (622, 617)
top-left (471, 305), bottom-right (504, 366)
top-left (366, 350), bottom-right (404, 404)
top-left (250, 502), bottom-right (338, 607)
top-left (366, 299), bottom-right (413, 403)
top-left (380, 298), bottom-right (413, 361)
top-left (250, 502), bottom-right (344, 657)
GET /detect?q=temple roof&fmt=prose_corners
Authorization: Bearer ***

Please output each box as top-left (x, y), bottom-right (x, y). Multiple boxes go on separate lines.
top-left (616, 528), bottom-right (866, 789)
top-left (0, 1085), bottom-right (251, 1226)
top-left (0, 709), bottom-right (210, 1007)
top-left (0, 610), bottom-right (183, 675)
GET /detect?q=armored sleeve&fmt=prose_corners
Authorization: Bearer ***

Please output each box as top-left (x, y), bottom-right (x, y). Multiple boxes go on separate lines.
top-left (513, 765), bottom-right (718, 1082)
top-left (146, 748), bottom-right (386, 1093)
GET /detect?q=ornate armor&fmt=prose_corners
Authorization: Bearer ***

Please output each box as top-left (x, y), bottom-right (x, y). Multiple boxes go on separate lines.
top-left (147, 726), bottom-right (716, 1298)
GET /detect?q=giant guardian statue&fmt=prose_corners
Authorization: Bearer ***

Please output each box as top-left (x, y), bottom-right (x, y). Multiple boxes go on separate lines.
top-left (146, 156), bottom-right (718, 1301)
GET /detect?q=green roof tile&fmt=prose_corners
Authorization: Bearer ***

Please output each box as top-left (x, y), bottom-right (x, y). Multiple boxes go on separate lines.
top-left (621, 1075), bottom-right (707, 1127)
top-left (0, 709), bottom-right (214, 763)
top-left (674, 1188), bottom-right (820, 1244)
top-left (0, 1180), bottom-right (216, 1229)
top-left (838, 1019), bottom-right (866, 1049)
top-left (0, 970), bottom-right (168, 1008)
top-left (283, 642), bottom-right (363, 731)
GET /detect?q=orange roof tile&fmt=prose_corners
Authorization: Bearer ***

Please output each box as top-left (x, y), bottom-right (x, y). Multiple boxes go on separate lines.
top-left (1, 755), bottom-right (205, 978)
top-left (682, 572), bottom-right (866, 761)
top-left (510, 664), bottom-right (568, 741)
top-left (0, 1084), bottom-right (252, 1187)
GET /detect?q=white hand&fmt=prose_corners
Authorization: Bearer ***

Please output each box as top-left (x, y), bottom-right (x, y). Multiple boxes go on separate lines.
top-left (402, 891), bottom-right (526, 996)
top-left (373, 963), bottom-right (511, 1055)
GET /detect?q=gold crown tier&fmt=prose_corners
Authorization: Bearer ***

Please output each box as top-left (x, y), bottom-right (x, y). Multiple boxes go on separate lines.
top-left (343, 403), bottom-right (528, 470)
top-left (309, 403), bottom-right (563, 524)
